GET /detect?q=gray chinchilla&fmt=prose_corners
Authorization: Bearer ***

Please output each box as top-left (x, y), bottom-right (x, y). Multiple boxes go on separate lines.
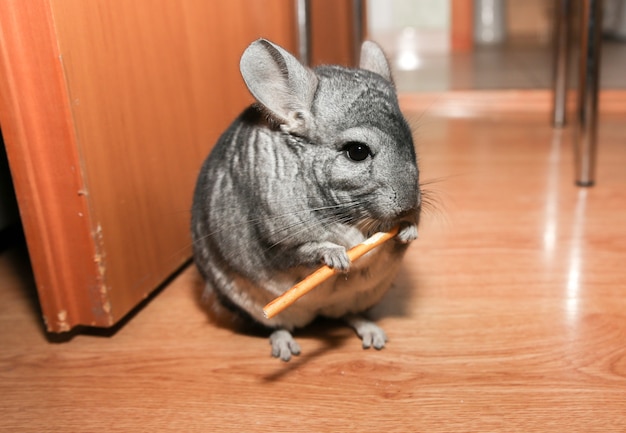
top-left (191, 39), bottom-right (421, 361)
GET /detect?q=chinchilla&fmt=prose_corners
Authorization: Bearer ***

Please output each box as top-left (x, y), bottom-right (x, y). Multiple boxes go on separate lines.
top-left (191, 38), bottom-right (421, 361)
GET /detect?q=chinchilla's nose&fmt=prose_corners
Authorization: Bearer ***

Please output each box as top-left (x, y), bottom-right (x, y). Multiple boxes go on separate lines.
top-left (395, 205), bottom-right (421, 230)
top-left (396, 183), bottom-right (420, 213)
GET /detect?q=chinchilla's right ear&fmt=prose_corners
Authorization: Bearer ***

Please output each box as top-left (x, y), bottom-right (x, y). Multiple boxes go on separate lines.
top-left (359, 40), bottom-right (393, 83)
top-left (240, 39), bottom-right (318, 134)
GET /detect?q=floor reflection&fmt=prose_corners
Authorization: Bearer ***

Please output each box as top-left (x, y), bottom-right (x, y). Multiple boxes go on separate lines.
top-left (566, 188), bottom-right (588, 323)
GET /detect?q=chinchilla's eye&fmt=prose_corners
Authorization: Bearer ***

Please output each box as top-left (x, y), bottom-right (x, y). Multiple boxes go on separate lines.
top-left (343, 141), bottom-right (372, 162)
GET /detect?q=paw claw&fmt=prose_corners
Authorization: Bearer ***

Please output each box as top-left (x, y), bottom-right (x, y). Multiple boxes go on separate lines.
top-left (270, 329), bottom-right (301, 362)
top-left (321, 246), bottom-right (350, 272)
top-left (346, 315), bottom-right (388, 351)
top-left (360, 326), bottom-right (387, 350)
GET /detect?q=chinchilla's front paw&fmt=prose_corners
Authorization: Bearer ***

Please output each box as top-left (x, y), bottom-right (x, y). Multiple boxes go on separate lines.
top-left (396, 223), bottom-right (418, 244)
top-left (296, 241), bottom-right (351, 272)
top-left (319, 244), bottom-right (351, 272)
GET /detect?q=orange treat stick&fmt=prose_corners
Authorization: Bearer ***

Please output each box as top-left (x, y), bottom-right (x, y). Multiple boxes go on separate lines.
top-left (263, 226), bottom-right (400, 319)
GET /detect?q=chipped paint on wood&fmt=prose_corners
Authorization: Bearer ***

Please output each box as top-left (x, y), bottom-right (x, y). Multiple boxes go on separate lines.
top-left (90, 223), bottom-right (115, 326)
top-left (56, 310), bottom-right (71, 332)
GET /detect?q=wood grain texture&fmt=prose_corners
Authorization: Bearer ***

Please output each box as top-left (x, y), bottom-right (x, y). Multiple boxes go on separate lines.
top-left (48, 0), bottom-right (296, 323)
top-left (1, 91), bottom-right (626, 432)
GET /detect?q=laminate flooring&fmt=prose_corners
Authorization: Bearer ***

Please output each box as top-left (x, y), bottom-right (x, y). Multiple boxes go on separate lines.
top-left (1, 91), bottom-right (625, 432)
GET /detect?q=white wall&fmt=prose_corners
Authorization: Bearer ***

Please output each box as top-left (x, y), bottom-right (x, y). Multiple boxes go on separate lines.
top-left (368, 0), bottom-right (450, 33)
top-left (367, 0), bottom-right (451, 70)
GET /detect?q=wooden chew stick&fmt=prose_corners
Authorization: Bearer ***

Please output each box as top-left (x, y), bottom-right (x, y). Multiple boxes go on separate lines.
top-left (263, 225), bottom-right (400, 319)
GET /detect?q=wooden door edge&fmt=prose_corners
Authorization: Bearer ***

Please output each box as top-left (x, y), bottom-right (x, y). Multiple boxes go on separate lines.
top-left (0, 1), bottom-right (114, 332)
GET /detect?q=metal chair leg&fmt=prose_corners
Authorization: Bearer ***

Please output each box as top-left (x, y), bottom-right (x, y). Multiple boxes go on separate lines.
top-left (552, 0), bottom-right (572, 127)
top-left (296, 0), bottom-right (311, 66)
top-left (575, 0), bottom-right (603, 187)
top-left (352, 0), bottom-right (364, 66)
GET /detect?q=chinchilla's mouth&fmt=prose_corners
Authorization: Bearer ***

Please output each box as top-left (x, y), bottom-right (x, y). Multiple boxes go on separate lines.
top-left (356, 209), bottom-right (420, 237)
top-left (355, 217), bottom-right (385, 237)
top-left (396, 206), bottom-right (421, 227)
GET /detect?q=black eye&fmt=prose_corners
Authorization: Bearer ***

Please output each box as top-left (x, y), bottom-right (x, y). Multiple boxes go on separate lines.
top-left (343, 141), bottom-right (372, 162)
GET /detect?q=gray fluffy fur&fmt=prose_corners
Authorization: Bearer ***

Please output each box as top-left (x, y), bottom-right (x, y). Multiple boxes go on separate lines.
top-left (191, 39), bottom-right (421, 361)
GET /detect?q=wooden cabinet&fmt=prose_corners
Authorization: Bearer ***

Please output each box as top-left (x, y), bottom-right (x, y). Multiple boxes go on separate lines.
top-left (0, 0), bottom-right (360, 333)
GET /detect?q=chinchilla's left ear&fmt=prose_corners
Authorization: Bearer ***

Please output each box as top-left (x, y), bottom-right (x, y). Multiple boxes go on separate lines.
top-left (240, 39), bottom-right (318, 134)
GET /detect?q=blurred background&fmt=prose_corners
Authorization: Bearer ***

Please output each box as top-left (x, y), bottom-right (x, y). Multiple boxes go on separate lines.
top-left (366, 0), bottom-right (626, 92)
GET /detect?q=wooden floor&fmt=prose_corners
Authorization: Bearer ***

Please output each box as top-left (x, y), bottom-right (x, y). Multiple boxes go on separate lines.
top-left (2, 91), bottom-right (626, 432)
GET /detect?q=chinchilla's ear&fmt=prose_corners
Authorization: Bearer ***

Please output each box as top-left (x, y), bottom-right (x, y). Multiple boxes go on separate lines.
top-left (359, 41), bottom-right (392, 83)
top-left (240, 39), bottom-right (318, 134)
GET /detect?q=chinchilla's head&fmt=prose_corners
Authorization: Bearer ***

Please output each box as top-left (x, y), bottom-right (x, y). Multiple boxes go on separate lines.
top-left (240, 39), bottom-right (420, 233)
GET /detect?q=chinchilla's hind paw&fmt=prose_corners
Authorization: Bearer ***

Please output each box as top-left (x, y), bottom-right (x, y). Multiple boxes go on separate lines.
top-left (269, 329), bottom-right (301, 362)
top-left (345, 315), bottom-right (388, 350)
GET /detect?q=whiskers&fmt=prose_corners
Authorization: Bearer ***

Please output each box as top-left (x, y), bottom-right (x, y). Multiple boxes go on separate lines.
top-left (418, 177), bottom-right (450, 227)
top-left (190, 197), bottom-right (368, 265)
top-left (355, 217), bottom-right (384, 237)
top-left (404, 94), bottom-right (444, 134)
top-left (262, 202), bottom-right (361, 252)
top-left (166, 177), bottom-right (451, 273)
